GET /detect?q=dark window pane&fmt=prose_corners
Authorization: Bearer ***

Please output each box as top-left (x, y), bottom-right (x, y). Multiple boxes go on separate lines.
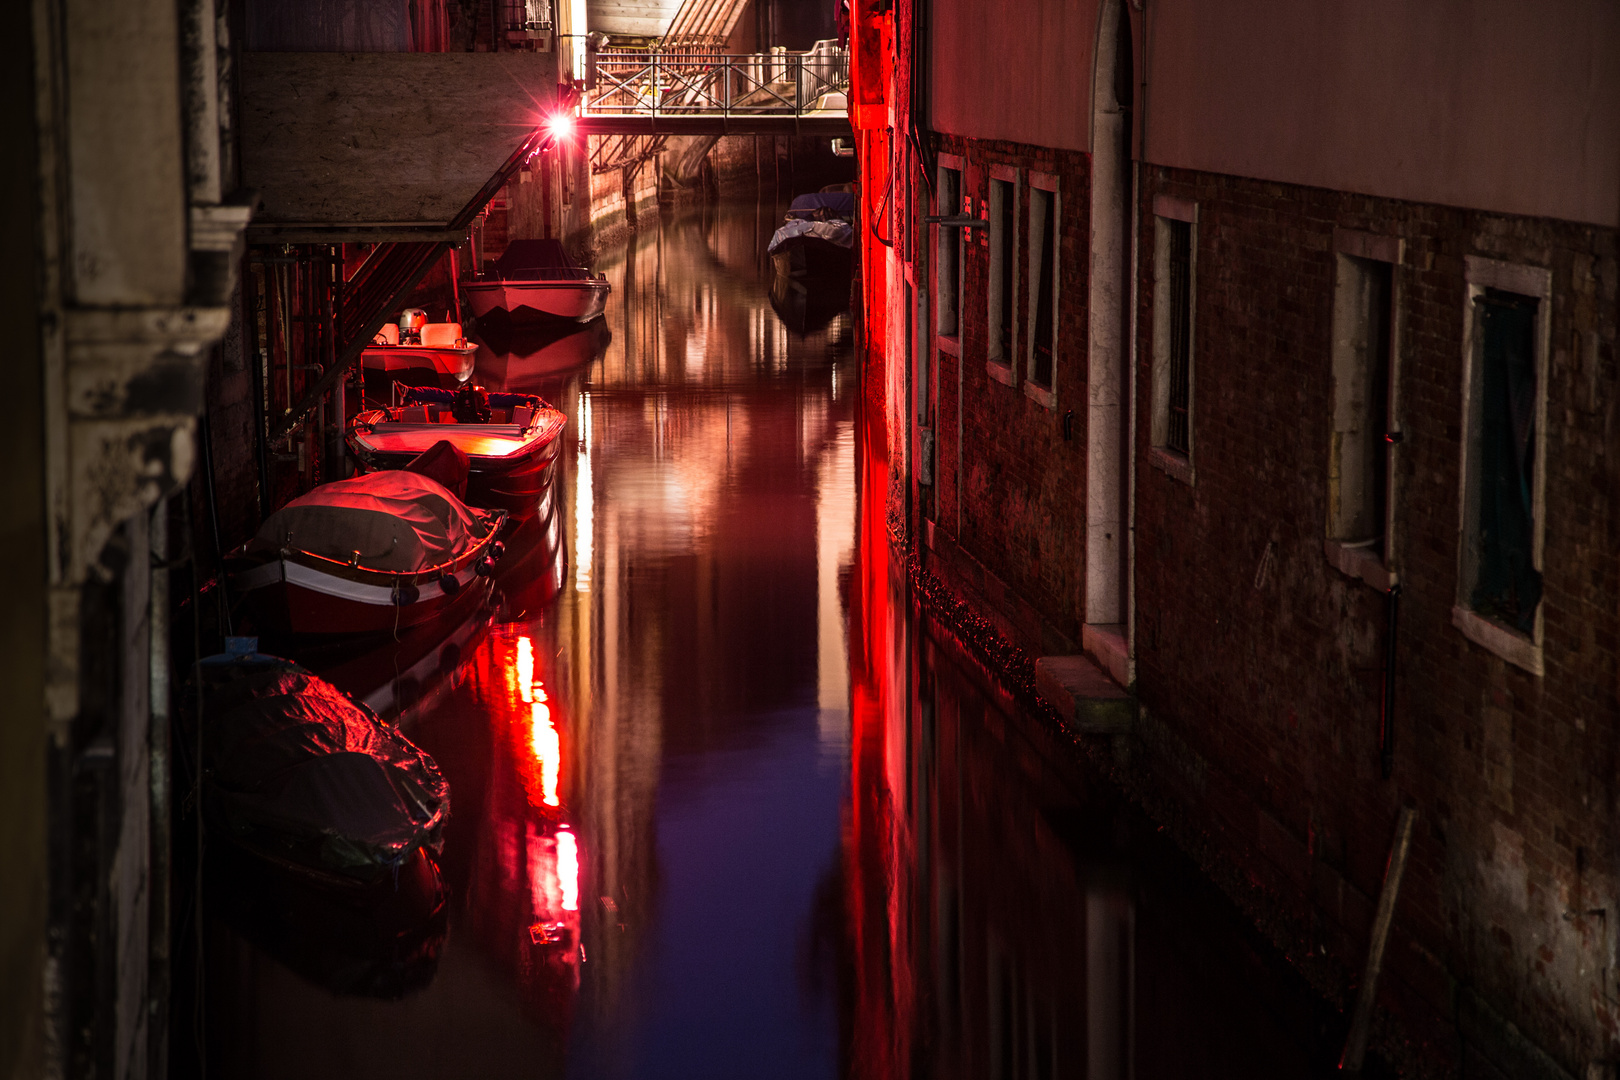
top-left (1166, 219), bottom-right (1192, 455)
top-left (1471, 288), bottom-right (1541, 632)
top-left (1032, 188), bottom-right (1056, 388)
top-left (996, 180), bottom-right (1015, 358)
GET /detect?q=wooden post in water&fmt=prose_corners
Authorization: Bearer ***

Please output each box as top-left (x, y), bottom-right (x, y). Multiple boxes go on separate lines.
top-left (1341, 804), bottom-right (1417, 1074)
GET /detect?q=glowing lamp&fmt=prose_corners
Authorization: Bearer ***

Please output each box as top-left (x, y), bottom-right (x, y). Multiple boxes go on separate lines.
top-left (545, 113), bottom-right (574, 144)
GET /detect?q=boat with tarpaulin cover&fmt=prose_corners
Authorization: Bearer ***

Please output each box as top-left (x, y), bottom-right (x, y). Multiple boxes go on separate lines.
top-left (228, 469), bottom-right (506, 636)
top-left (769, 190), bottom-right (855, 282)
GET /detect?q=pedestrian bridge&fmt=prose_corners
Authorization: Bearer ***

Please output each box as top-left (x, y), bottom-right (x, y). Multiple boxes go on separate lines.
top-left (573, 44), bottom-right (851, 136)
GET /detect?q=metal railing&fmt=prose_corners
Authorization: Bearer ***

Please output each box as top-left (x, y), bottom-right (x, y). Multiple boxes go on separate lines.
top-left (581, 43), bottom-right (849, 120)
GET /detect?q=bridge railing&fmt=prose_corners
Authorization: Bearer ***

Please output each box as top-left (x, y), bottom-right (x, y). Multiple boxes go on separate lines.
top-left (581, 44), bottom-right (849, 119)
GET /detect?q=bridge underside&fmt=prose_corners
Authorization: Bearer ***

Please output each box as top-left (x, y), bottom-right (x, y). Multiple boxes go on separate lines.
top-left (576, 115), bottom-right (851, 136)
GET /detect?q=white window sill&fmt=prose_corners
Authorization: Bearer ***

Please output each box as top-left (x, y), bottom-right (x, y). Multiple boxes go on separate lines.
top-left (1452, 605), bottom-right (1543, 676)
top-left (1148, 445), bottom-right (1195, 486)
top-left (1024, 381), bottom-right (1056, 409)
top-left (1324, 539), bottom-right (1397, 591)
top-left (987, 359), bottom-right (1016, 387)
top-left (937, 334), bottom-right (961, 357)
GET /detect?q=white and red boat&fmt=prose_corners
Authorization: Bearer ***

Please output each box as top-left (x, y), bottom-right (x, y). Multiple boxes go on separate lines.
top-left (465, 240), bottom-right (610, 326)
top-left (346, 385), bottom-right (567, 516)
top-left (228, 470), bottom-right (507, 637)
top-left (360, 309), bottom-right (478, 398)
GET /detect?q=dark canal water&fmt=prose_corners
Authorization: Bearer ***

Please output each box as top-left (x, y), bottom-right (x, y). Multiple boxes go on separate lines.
top-left (200, 197), bottom-right (1339, 1078)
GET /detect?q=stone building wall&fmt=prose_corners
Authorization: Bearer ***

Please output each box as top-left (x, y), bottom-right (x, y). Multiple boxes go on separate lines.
top-left (923, 135), bottom-right (1093, 654)
top-left (1132, 163), bottom-right (1620, 1075)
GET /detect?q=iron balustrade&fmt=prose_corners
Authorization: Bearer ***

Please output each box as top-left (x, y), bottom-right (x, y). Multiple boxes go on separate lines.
top-left (580, 46), bottom-right (850, 121)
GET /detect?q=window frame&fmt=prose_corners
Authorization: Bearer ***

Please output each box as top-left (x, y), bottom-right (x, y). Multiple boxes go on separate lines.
top-left (1325, 228), bottom-right (1404, 591)
top-left (986, 164), bottom-right (1021, 387)
top-left (1452, 255), bottom-right (1552, 676)
top-left (1149, 194), bottom-right (1197, 485)
top-left (935, 155), bottom-right (964, 352)
top-left (1023, 170), bottom-right (1060, 408)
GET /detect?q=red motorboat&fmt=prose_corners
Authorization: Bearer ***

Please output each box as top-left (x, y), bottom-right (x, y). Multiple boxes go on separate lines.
top-left (228, 470), bottom-right (507, 636)
top-left (346, 385), bottom-right (567, 516)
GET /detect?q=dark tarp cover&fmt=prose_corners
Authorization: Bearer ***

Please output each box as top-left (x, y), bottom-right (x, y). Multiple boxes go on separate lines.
top-left (786, 192), bottom-right (856, 220)
top-left (252, 470), bottom-right (490, 573)
top-left (193, 657), bottom-right (450, 886)
top-left (403, 439), bottom-right (470, 501)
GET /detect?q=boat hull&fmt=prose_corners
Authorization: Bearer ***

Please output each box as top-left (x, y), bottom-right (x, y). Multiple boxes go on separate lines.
top-left (231, 555), bottom-right (496, 637)
top-left (466, 280), bottom-right (610, 325)
top-left (360, 344), bottom-right (477, 399)
top-left (770, 236), bottom-right (852, 281)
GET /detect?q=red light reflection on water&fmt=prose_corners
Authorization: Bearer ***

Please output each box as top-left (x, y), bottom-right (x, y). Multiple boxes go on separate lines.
top-left (507, 633), bottom-right (580, 960)
top-left (514, 635), bottom-right (562, 808)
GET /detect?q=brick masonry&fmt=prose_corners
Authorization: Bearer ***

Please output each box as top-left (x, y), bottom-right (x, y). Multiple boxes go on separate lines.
top-left (1132, 165), bottom-right (1620, 1075)
top-left (927, 134), bottom-right (1093, 650)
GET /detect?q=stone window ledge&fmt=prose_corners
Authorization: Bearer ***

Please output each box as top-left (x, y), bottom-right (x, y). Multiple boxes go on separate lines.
top-left (1324, 539), bottom-right (1397, 591)
top-left (1024, 381), bottom-right (1055, 409)
top-left (937, 334), bottom-right (961, 357)
top-left (1148, 445), bottom-right (1195, 486)
top-left (987, 358), bottom-right (1016, 387)
top-left (1452, 605), bottom-right (1543, 677)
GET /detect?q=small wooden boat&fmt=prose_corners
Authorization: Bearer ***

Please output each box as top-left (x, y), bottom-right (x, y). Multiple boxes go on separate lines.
top-left (465, 240), bottom-right (610, 326)
top-left (228, 470), bottom-right (507, 637)
top-left (360, 309), bottom-right (478, 398)
top-left (346, 384), bottom-right (567, 515)
top-left (769, 191), bottom-right (855, 283)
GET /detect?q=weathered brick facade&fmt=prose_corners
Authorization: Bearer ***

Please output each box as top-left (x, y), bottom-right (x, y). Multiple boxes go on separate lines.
top-left (923, 136), bottom-right (1094, 652)
top-left (1132, 166), bottom-right (1620, 1074)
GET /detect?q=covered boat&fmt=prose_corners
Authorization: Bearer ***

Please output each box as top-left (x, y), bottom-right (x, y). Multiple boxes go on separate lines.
top-left (229, 469), bottom-right (507, 636)
top-left (188, 651), bottom-right (450, 890)
top-left (465, 239), bottom-right (610, 326)
top-left (360, 309), bottom-right (478, 398)
top-left (769, 191), bottom-right (855, 282)
top-left (346, 385), bottom-right (567, 515)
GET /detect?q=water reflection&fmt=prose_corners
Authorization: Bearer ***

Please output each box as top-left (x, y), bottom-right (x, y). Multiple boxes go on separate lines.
top-left (845, 437), bottom-right (1337, 1079)
top-left (204, 196), bottom-right (1331, 1080)
top-left (204, 198), bottom-right (857, 1080)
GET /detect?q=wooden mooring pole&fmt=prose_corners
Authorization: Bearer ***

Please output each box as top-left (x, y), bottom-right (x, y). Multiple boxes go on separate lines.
top-left (1340, 804), bottom-right (1418, 1074)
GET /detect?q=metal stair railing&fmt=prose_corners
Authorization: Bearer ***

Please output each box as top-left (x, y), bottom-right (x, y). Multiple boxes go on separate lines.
top-left (582, 47), bottom-right (849, 121)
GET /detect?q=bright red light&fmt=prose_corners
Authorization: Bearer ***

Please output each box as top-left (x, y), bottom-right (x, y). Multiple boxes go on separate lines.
top-left (545, 113), bottom-right (574, 143)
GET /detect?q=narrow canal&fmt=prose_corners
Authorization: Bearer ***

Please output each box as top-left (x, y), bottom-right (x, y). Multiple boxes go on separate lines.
top-left (198, 196), bottom-right (1343, 1079)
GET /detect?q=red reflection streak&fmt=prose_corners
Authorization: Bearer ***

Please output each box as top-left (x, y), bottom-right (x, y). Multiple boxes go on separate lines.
top-left (513, 635), bottom-right (561, 807)
top-left (845, 411), bottom-right (914, 1080)
top-left (557, 827), bottom-right (579, 912)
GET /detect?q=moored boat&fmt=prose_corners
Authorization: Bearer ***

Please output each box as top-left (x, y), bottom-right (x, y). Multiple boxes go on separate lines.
top-left (360, 308), bottom-right (478, 398)
top-left (465, 239), bottom-right (610, 326)
top-left (346, 384), bottom-right (567, 515)
top-left (228, 469), bottom-right (507, 636)
top-left (768, 191), bottom-right (855, 283)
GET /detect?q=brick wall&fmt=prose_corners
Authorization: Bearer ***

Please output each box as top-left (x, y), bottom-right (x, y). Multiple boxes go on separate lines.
top-left (928, 134), bottom-right (1093, 649)
top-left (1133, 165), bottom-right (1620, 1074)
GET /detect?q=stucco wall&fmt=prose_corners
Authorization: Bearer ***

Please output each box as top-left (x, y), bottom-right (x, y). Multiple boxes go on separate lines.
top-left (241, 52), bottom-right (559, 225)
top-left (1144, 0), bottom-right (1620, 228)
top-left (928, 0), bottom-right (1100, 153)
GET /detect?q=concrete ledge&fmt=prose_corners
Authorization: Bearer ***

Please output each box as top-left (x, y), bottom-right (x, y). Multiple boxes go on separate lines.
top-left (1035, 654), bottom-right (1134, 733)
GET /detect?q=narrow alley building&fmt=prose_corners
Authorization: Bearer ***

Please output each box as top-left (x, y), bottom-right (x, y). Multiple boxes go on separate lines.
top-left (856, 1), bottom-right (1620, 1076)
